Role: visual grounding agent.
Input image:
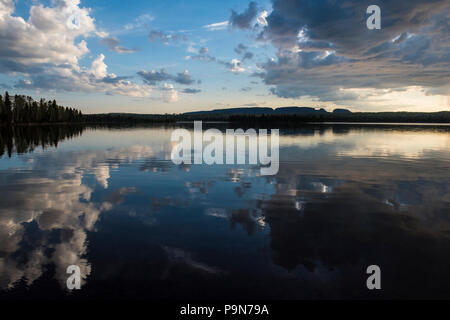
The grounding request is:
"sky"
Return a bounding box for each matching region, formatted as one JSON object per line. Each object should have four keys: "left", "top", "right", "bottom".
{"left": 0, "top": 0, "right": 449, "bottom": 114}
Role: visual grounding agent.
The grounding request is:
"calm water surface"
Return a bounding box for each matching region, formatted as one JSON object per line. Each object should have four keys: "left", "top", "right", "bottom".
{"left": 0, "top": 124, "right": 449, "bottom": 299}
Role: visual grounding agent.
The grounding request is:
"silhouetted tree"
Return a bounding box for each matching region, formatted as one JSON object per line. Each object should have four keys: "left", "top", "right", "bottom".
{"left": 0, "top": 92, "right": 83, "bottom": 124}
{"left": 0, "top": 94, "right": 4, "bottom": 121}
{"left": 4, "top": 92, "right": 12, "bottom": 124}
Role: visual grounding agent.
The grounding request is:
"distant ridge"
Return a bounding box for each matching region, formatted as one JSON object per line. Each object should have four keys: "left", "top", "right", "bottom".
{"left": 184, "top": 107, "right": 274, "bottom": 115}
{"left": 83, "top": 108, "right": 450, "bottom": 124}
{"left": 333, "top": 108, "right": 352, "bottom": 114}
{"left": 184, "top": 106, "right": 343, "bottom": 115}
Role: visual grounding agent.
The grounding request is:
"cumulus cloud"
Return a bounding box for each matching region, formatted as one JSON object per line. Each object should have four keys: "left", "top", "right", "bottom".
{"left": 254, "top": 0, "right": 450, "bottom": 103}
{"left": 226, "top": 59, "right": 245, "bottom": 73}
{"left": 15, "top": 53, "right": 153, "bottom": 98}
{"left": 0, "top": 0, "right": 152, "bottom": 97}
{"left": 161, "top": 83, "right": 178, "bottom": 103}
{"left": 137, "top": 69, "right": 196, "bottom": 85}
{"left": 90, "top": 54, "right": 108, "bottom": 78}
{"left": 100, "top": 37, "right": 138, "bottom": 53}
{"left": 137, "top": 69, "right": 171, "bottom": 85}
{"left": 174, "top": 70, "right": 196, "bottom": 85}
{"left": 0, "top": 0, "right": 93, "bottom": 72}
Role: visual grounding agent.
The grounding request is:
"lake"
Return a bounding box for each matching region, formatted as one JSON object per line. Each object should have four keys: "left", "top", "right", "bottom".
{"left": 0, "top": 124, "right": 449, "bottom": 299}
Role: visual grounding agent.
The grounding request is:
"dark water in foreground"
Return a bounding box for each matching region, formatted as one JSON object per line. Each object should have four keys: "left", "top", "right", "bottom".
{"left": 0, "top": 124, "right": 449, "bottom": 300}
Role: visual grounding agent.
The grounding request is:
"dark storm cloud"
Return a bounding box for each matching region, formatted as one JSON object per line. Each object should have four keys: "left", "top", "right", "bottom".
{"left": 99, "top": 37, "right": 138, "bottom": 54}
{"left": 137, "top": 69, "right": 195, "bottom": 85}
{"left": 254, "top": 0, "right": 450, "bottom": 101}
{"left": 229, "top": 2, "right": 259, "bottom": 30}
{"left": 260, "top": 0, "right": 448, "bottom": 53}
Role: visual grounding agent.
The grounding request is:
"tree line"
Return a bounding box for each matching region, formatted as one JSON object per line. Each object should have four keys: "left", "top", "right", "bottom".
{"left": 84, "top": 111, "right": 450, "bottom": 125}
{"left": 0, "top": 92, "right": 83, "bottom": 124}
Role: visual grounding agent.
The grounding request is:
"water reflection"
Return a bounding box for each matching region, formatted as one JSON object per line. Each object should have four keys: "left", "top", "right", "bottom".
{"left": 0, "top": 125, "right": 84, "bottom": 157}
{"left": 0, "top": 124, "right": 449, "bottom": 299}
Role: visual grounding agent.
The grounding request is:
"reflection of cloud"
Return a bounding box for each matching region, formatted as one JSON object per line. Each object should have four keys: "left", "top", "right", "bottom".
{"left": 0, "top": 144, "right": 157, "bottom": 289}
{"left": 94, "top": 165, "right": 110, "bottom": 188}
{"left": 163, "top": 247, "right": 223, "bottom": 274}
{"left": 0, "top": 168, "right": 108, "bottom": 288}
{"left": 186, "top": 180, "right": 215, "bottom": 195}
{"left": 279, "top": 127, "right": 450, "bottom": 159}
{"left": 230, "top": 208, "right": 265, "bottom": 235}
{"left": 108, "top": 187, "right": 137, "bottom": 205}
{"left": 255, "top": 128, "right": 450, "bottom": 298}
{"left": 0, "top": 249, "right": 46, "bottom": 289}
{"left": 205, "top": 208, "right": 228, "bottom": 219}
{"left": 336, "top": 131, "right": 450, "bottom": 159}
{"left": 52, "top": 229, "right": 91, "bottom": 288}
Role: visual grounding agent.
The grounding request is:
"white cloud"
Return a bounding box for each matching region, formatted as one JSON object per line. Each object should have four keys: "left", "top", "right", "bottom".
{"left": 256, "top": 10, "right": 268, "bottom": 27}
{"left": 95, "top": 31, "right": 109, "bottom": 38}
{"left": 203, "top": 20, "right": 229, "bottom": 31}
{"left": 229, "top": 59, "right": 245, "bottom": 73}
{"left": 0, "top": 0, "right": 95, "bottom": 68}
{"left": 161, "top": 83, "right": 179, "bottom": 103}
{"left": 90, "top": 54, "right": 108, "bottom": 78}
{"left": 0, "top": 0, "right": 152, "bottom": 98}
